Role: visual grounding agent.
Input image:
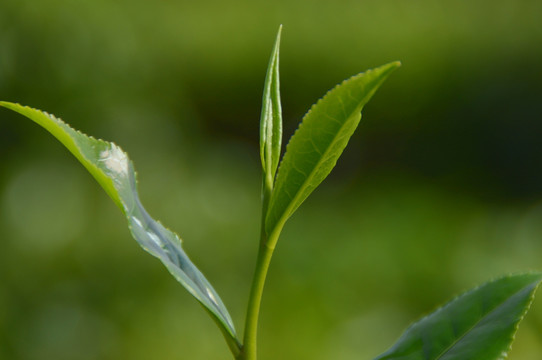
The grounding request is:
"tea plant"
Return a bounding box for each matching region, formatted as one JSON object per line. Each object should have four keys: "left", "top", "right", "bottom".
{"left": 1, "top": 27, "right": 540, "bottom": 360}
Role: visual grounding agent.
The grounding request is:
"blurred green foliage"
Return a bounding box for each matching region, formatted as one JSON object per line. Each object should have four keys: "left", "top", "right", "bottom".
{"left": 1, "top": 0, "right": 542, "bottom": 359}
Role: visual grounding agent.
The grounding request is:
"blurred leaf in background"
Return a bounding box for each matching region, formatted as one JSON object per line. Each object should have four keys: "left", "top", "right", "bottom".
{"left": 1, "top": 0, "right": 542, "bottom": 359}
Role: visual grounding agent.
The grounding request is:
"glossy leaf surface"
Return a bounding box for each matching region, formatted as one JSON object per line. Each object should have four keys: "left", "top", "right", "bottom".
{"left": 259, "top": 25, "right": 283, "bottom": 187}
{"left": 0, "top": 102, "right": 240, "bottom": 351}
{"left": 265, "top": 61, "right": 400, "bottom": 235}
{"left": 374, "top": 273, "right": 542, "bottom": 360}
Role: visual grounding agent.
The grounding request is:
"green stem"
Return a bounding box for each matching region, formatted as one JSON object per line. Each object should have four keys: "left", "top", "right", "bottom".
{"left": 238, "top": 178, "right": 281, "bottom": 360}
{"left": 240, "top": 237, "right": 275, "bottom": 360}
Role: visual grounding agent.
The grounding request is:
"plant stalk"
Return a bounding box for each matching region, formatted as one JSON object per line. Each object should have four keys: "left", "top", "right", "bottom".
{"left": 237, "top": 177, "right": 280, "bottom": 360}
{"left": 239, "top": 237, "right": 275, "bottom": 360}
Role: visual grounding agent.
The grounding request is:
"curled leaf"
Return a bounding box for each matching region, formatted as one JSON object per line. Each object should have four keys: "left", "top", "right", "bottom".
{"left": 0, "top": 101, "right": 240, "bottom": 353}
{"left": 260, "top": 25, "right": 283, "bottom": 188}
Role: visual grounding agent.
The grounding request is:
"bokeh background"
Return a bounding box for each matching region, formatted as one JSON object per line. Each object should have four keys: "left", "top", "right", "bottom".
{"left": 1, "top": 0, "right": 542, "bottom": 359}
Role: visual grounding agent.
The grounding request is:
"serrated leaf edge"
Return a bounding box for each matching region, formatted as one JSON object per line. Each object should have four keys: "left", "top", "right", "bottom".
{"left": 379, "top": 272, "right": 542, "bottom": 360}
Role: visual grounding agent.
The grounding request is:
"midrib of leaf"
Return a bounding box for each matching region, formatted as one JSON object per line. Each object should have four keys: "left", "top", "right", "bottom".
{"left": 435, "top": 280, "right": 540, "bottom": 359}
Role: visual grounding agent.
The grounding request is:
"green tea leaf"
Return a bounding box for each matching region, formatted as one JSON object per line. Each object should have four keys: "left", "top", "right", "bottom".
{"left": 0, "top": 102, "right": 240, "bottom": 353}
{"left": 265, "top": 61, "right": 400, "bottom": 236}
{"left": 374, "top": 273, "right": 542, "bottom": 360}
{"left": 260, "top": 25, "right": 283, "bottom": 188}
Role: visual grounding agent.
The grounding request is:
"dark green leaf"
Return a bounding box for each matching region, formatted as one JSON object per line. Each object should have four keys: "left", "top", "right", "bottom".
{"left": 265, "top": 62, "right": 400, "bottom": 236}
{"left": 374, "top": 273, "right": 542, "bottom": 360}
{"left": 0, "top": 102, "right": 240, "bottom": 353}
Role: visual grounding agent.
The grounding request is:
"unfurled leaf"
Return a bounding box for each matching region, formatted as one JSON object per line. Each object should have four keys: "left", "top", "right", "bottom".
{"left": 259, "top": 25, "right": 283, "bottom": 188}
{"left": 0, "top": 101, "right": 240, "bottom": 353}
{"left": 374, "top": 273, "right": 542, "bottom": 360}
{"left": 265, "top": 61, "right": 400, "bottom": 236}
